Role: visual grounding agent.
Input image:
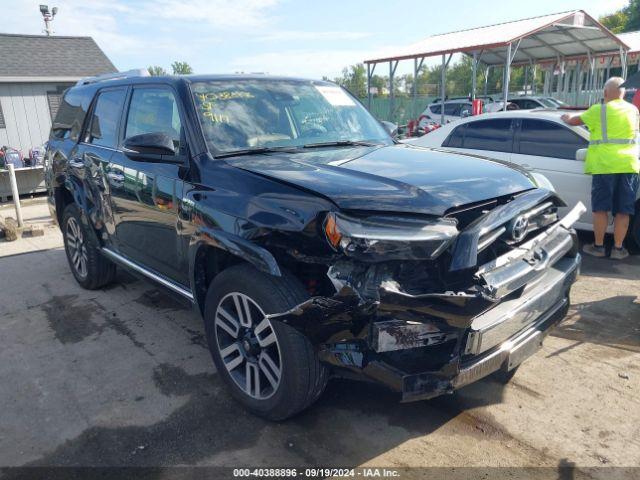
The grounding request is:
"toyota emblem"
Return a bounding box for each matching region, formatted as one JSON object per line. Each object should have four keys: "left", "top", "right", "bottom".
{"left": 510, "top": 215, "right": 529, "bottom": 242}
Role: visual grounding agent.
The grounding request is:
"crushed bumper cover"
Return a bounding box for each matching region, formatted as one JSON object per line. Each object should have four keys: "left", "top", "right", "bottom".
{"left": 270, "top": 203, "right": 584, "bottom": 402}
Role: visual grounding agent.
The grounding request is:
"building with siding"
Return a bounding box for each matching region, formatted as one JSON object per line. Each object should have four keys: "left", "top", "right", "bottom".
{"left": 0, "top": 33, "right": 116, "bottom": 153}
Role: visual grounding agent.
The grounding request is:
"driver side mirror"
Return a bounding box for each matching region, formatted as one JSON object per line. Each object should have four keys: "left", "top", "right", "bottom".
{"left": 575, "top": 148, "right": 587, "bottom": 162}
{"left": 380, "top": 120, "right": 398, "bottom": 138}
{"left": 123, "top": 132, "right": 178, "bottom": 161}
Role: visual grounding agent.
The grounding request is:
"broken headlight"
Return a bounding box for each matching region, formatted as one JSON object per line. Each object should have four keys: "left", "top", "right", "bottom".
{"left": 323, "top": 212, "right": 458, "bottom": 261}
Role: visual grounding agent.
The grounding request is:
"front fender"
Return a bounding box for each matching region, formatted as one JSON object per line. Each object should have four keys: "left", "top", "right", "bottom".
{"left": 188, "top": 227, "right": 282, "bottom": 279}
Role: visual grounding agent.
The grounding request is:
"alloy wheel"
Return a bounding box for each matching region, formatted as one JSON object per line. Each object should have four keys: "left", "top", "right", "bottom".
{"left": 66, "top": 217, "right": 88, "bottom": 278}
{"left": 214, "top": 292, "right": 282, "bottom": 400}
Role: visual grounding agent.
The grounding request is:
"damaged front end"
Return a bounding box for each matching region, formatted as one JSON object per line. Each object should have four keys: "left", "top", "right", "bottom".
{"left": 269, "top": 189, "right": 585, "bottom": 402}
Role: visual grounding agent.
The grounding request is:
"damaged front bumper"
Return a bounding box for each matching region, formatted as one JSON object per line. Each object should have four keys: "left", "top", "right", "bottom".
{"left": 270, "top": 202, "right": 585, "bottom": 402}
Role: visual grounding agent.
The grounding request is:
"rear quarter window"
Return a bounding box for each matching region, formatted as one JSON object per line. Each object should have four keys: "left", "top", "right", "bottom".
{"left": 443, "top": 124, "right": 465, "bottom": 147}
{"left": 51, "top": 87, "right": 94, "bottom": 141}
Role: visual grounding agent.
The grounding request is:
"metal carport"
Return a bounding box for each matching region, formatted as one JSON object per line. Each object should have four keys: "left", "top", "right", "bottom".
{"left": 364, "top": 10, "right": 630, "bottom": 124}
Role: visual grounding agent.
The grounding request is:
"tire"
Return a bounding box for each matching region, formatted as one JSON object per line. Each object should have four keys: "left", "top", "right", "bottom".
{"left": 203, "top": 264, "right": 328, "bottom": 420}
{"left": 62, "top": 203, "right": 116, "bottom": 290}
{"left": 627, "top": 204, "right": 640, "bottom": 253}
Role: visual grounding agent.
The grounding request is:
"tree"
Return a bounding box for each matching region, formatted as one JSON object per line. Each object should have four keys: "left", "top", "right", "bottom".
{"left": 600, "top": 11, "right": 629, "bottom": 33}
{"left": 171, "top": 61, "right": 193, "bottom": 75}
{"left": 148, "top": 65, "right": 167, "bottom": 76}
{"left": 334, "top": 63, "right": 367, "bottom": 98}
{"left": 599, "top": 0, "right": 638, "bottom": 33}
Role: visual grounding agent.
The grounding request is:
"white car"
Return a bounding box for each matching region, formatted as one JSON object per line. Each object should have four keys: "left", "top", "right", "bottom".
{"left": 404, "top": 110, "right": 640, "bottom": 245}
{"left": 418, "top": 99, "right": 473, "bottom": 126}
{"left": 508, "top": 96, "right": 565, "bottom": 109}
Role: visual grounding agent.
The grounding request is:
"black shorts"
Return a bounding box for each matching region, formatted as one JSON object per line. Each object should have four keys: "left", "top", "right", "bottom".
{"left": 591, "top": 173, "right": 639, "bottom": 215}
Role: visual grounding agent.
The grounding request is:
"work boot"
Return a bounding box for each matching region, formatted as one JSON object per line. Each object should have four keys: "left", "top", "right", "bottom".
{"left": 610, "top": 246, "right": 629, "bottom": 260}
{"left": 583, "top": 243, "right": 606, "bottom": 257}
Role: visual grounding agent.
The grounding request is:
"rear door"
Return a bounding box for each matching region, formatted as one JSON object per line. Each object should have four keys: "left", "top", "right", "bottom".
{"left": 510, "top": 118, "right": 590, "bottom": 225}
{"left": 75, "top": 87, "right": 128, "bottom": 247}
{"left": 108, "top": 84, "right": 188, "bottom": 285}
{"left": 450, "top": 117, "right": 516, "bottom": 162}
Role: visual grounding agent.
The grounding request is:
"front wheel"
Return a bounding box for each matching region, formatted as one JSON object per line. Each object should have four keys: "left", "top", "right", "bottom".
{"left": 203, "top": 264, "right": 328, "bottom": 420}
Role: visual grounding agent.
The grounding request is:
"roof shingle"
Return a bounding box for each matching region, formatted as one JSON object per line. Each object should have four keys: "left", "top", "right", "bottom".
{"left": 0, "top": 33, "right": 117, "bottom": 78}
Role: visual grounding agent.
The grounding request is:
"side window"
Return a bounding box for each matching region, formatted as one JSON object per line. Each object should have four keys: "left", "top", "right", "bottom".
{"left": 443, "top": 124, "right": 465, "bottom": 147}
{"left": 444, "top": 103, "right": 460, "bottom": 116}
{"left": 88, "top": 89, "right": 126, "bottom": 148}
{"left": 51, "top": 88, "right": 93, "bottom": 141}
{"left": 429, "top": 104, "right": 442, "bottom": 115}
{"left": 125, "top": 88, "right": 182, "bottom": 147}
{"left": 459, "top": 104, "right": 472, "bottom": 117}
{"left": 519, "top": 119, "right": 588, "bottom": 160}
{"left": 461, "top": 119, "right": 514, "bottom": 153}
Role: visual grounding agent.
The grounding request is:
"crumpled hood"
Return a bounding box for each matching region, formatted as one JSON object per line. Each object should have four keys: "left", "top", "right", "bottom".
{"left": 225, "top": 143, "right": 536, "bottom": 216}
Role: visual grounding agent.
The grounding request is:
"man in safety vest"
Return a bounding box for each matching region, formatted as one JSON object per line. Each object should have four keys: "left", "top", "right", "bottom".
{"left": 562, "top": 77, "right": 640, "bottom": 260}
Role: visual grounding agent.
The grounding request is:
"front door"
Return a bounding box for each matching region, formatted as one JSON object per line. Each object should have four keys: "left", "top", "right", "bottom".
{"left": 108, "top": 85, "right": 188, "bottom": 285}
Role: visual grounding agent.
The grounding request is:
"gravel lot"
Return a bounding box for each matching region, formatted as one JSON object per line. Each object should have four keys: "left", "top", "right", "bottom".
{"left": 1, "top": 198, "right": 639, "bottom": 478}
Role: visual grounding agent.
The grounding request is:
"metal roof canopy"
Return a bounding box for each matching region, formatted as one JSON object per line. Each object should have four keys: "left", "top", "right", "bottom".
{"left": 618, "top": 31, "right": 640, "bottom": 54}
{"left": 363, "top": 10, "right": 630, "bottom": 124}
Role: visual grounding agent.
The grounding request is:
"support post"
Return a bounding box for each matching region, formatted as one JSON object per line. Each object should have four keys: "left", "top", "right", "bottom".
{"left": 532, "top": 64, "right": 537, "bottom": 95}
{"left": 471, "top": 51, "right": 477, "bottom": 101}
{"left": 573, "top": 62, "right": 581, "bottom": 105}
{"left": 483, "top": 66, "right": 490, "bottom": 97}
{"left": 441, "top": 54, "right": 446, "bottom": 124}
{"left": 412, "top": 57, "right": 424, "bottom": 121}
{"left": 389, "top": 61, "right": 394, "bottom": 122}
{"left": 503, "top": 42, "right": 512, "bottom": 111}
{"left": 413, "top": 58, "right": 418, "bottom": 119}
{"left": 367, "top": 63, "right": 372, "bottom": 110}
{"left": 7, "top": 164, "right": 24, "bottom": 228}
{"left": 621, "top": 47, "right": 628, "bottom": 79}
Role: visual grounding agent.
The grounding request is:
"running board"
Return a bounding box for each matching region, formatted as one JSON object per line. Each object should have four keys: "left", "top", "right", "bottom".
{"left": 101, "top": 248, "right": 194, "bottom": 301}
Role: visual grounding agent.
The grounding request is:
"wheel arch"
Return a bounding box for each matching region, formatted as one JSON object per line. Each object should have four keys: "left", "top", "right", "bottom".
{"left": 189, "top": 230, "right": 283, "bottom": 315}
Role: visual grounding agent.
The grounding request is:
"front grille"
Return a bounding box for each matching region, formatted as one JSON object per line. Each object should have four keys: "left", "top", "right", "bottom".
{"left": 478, "top": 201, "right": 559, "bottom": 255}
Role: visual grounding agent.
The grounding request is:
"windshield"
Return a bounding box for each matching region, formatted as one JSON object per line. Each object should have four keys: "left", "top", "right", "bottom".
{"left": 544, "top": 97, "right": 566, "bottom": 107}
{"left": 536, "top": 98, "right": 557, "bottom": 108}
{"left": 191, "top": 79, "right": 392, "bottom": 155}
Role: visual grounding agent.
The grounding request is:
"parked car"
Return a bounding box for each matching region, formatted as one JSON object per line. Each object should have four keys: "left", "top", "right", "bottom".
{"left": 624, "top": 88, "right": 639, "bottom": 109}
{"left": 404, "top": 109, "right": 640, "bottom": 246}
{"left": 46, "top": 72, "right": 583, "bottom": 420}
{"left": 508, "top": 96, "right": 563, "bottom": 109}
{"left": 418, "top": 99, "right": 472, "bottom": 126}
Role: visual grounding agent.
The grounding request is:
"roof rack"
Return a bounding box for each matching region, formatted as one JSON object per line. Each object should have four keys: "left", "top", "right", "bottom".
{"left": 76, "top": 68, "right": 150, "bottom": 86}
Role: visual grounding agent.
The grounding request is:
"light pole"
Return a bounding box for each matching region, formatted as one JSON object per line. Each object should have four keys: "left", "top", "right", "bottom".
{"left": 39, "top": 5, "right": 58, "bottom": 36}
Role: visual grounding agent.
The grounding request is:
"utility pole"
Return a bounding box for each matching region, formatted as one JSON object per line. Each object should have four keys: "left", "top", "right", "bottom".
{"left": 39, "top": 5, "right": 58, "bottom": 36}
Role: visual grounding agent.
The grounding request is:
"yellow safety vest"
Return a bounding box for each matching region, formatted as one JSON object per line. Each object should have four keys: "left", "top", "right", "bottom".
{"left": 580, "top": 99, "right": 640, "bottom": 174}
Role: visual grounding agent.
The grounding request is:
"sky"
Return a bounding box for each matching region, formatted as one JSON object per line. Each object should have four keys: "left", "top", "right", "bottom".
{"left": 3, "top": 0, "right": 630, "bottom": 79}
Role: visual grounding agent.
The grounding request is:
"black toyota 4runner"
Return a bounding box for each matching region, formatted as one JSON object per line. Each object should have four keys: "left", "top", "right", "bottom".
{"left": 46, "top": 72, "right": 583, "bottom": 420}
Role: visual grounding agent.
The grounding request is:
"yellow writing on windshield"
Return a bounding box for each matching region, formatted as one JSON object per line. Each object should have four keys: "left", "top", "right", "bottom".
{"left": 203, "top": 111, "right": 230, "bottom": 123}
{"left": 195, "top": 91, "right": 254, "bottom": 103}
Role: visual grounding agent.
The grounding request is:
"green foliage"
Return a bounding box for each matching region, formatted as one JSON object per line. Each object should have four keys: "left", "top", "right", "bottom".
{"left": 600, "top": 11, "right": 629, "bottom": 33}
{"left": 147, "top": 65, "right": 167, "bottom": 76}
{"left": 171, "top": 61, "right": 194, "bottom": 75}
{"left": 599, "top": 0, "right": 638, "bottom": 33}
{"left": 334, "top": 63, "right": 367, "bottom": 97}
{"left": 627, "top": 0, "right": 640, "bottom": 31}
